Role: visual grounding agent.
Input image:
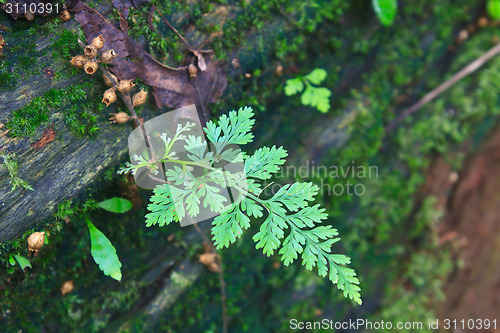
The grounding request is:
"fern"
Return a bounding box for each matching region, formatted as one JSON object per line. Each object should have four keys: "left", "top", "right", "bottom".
{"left": 284, "top": 68, "right": 332, "bottom": 113}
{"left": 131, "top": 106, "right": 361, "bottom": 304}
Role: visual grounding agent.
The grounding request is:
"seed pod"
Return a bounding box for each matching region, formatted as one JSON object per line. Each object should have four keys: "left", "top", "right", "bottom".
{"left": 448, "top": 172, "right": 459, "bottom": 183}
{"left": 109, "top": 112, "right": 131, "bottom": 124}
{"left": 478, "top": 17, "right": 489, "bottom": 28}
{"left": 132, "top": 89, "right": 148, "bottom": 107}
{"left": 25, "top": 10, "right": 34, "bottom": 21}
{"left": 198, "top": 253, "right": 221, "bottom": 273}
{"left": 274, "top": 64, "right": 283, "bottom": 77}
{"left": 61, "top": 280, "right": 74, "bottom": 296}
{"left": 102, "top": 87, "right": 117, "bottom": 106}
{"left": 103, "top": 72, "right": 118, "bottom": 87}
{"left": 70, "top": 55, "right": 87, "bottom": 68}
{"left": 91, "top": 35, "right": 105, "bottom": 50}
{"left": 456, "top": 29, "right": 469, "bottom": 44}
{"left": 84, "top": 45, "right": 98, "bottom": 59}
{"left": 0, "top": 34, "right": 5, "bottom": 55}
{"left": 83, "top": 61, "right": 98, "bottom": 75}
{"left": 188, "top": 64, "right": 198, "bottom": 80}
{"left": 60, "top": 10, "right": 71, "bottom": 21}
{"left": 100, "top": 49, "right": 117, "bottom": 64}
{"left": 27, "top": 231, "right": 45, "bottom": 254}
{"left": 116, "top": 79, "right": 135, "bottom": 93}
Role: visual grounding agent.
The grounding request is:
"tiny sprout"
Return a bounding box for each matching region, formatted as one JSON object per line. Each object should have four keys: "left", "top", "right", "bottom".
{"left": 109, "top": 112, "right": 131, "bottom": 124}
{"left": 60, "top": 10, "right": 71, "bottom": 22}
{"left": 102, "top": 87, "right": 117, "bottom": 106}
{"left": 27, "top": 231, "right": 45, "bottom": 255}
{"left": 91, "top": 35, "right": 105, "bottom": 50}
{"left": 100, "top": 49, "right": 117, "bottom": 64}
{"left": 84, "top": 45, "right": 98, "bottom": 58}
{"left": 188, "top": 64, "right": 198, "bottom": 80}
{"left": 103, "top": 72, "right": 118, "bottom": 87}
{"left": 132, "top": 89, "right": 148, "bottom": 107}
{"left": 70, "top": 55, "right": 87, "bottom": 68}
{"left": 116, "top": 79, "right": 135, "bottom": 93}
{"left": 83, "top": 61, "right": 98, "bottom": 75}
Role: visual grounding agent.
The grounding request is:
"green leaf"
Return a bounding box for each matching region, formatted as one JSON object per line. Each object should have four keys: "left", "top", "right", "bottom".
{"left": 279, "top": 228, "right": 305, "bottom": 266}
{"left": 372, "top": 0, "right": 397, "bottom": 26}
{"left": 12, "top": 254, "right": 31, "bottom": 270}
{"left": 253, "top": 211, "right": 287, "bottom": 256}
{"left": 244, "top": 146, "right": 288, "bottom": 180}
{"left": 269, "top": 183, "right": 319, "bottom": 212}
{"left": 253, "top": 183, "right": 361, "bottom": 304}
{"left": 145, "top": 184, "right": 179, "bottom": 227}
{"left": 185, "top": 135, "right": 210, "bottom": 163}
{"left": 305, "top": 68, "right": 327, "bottom": 85}
{"left": 205, "top": 106, "right": 255, "bottom": 150}
{"left": 212, "top": 205, "right": 251, "bottom": 248}
{"left": 200, "top": 182, "right": 227, "bottom": 213}
{"left": 284, "top": 77, "right": 304, "bottom": 96}
{"left": 97, "top": 198, "right": 132, "bottom": 214}
{"left": 9, "top": 255, "right": 16, "bottom": 266}
{"left": 86, "top": 219, "right": 122, "bottom": 281}
{"left": 240, "top": 198, "right": 264, "bottom": 218}
{"left": 488, "top": 0, "right": 500, "bottom": 20}
{"left": 301, "top": 86, "right": 331, "bottom": 113}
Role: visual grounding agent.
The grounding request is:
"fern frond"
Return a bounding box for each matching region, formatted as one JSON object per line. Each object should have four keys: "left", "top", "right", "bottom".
{"left": 212, "top": 205, "right": 250, "bottom": 248}
{"left": 205, "top": 106, "right": 255, "bottom": 151}
{"left": 143, "top": 106, "right": 362, "bottom": 305}
{"left": 244, "top": 146, "right": 288, "bottom": 180}
{"left": 145, "top": 184, "right": 179, "bottom": 227}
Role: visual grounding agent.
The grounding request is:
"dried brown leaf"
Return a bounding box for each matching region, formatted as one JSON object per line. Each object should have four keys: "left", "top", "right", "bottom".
{"left": 112, "top": 0, "right": 149, "bottom": 19}
{"left": 73, "top": 3, "right": 226, "bottom": 114}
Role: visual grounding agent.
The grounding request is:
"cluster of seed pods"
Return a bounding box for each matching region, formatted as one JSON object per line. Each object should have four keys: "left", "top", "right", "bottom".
{"left": 69, "top": 35, "right": 148, "bottom": 124}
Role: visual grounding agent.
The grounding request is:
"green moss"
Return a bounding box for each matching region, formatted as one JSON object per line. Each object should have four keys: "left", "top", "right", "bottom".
{"left": 51, "top": 28, "right": 83, "bottom": 60}
{"left": 0, "top": 153, "right": 34, "bottom": 192}
{"left": 126, "top": 1, "right": 189, "bottom": 66}
{"left": 0, "top": 60, "right": 18, "bottom": 90}
{"left": 6, "top": 83, "right": 102, "bottom": 138}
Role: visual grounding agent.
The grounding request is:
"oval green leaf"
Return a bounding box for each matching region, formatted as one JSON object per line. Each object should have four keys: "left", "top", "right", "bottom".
{"left": 372, "top": 0, "right": 398, "bottom": 26}
{"left": 86, "top": 220, "right": 122, "bottom": 281}
{"left": 488, "top": 0, "right": 500, "bottom": 20}
{"left": 97, "top": 197, "right": 132, "bottom": 214}
{"left": 12, "top": 254, "right": 31, "bottom": 270}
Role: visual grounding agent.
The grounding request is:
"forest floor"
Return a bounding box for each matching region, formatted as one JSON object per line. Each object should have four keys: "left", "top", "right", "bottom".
{"left": 422, "top": 126, "right": 500, "bottom": 325}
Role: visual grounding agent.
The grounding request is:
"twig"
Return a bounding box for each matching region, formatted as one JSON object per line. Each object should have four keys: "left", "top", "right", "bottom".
{"left": 192, "top": 80, "right": 209, "bottom": 126}
{"left": 193, "top": 223, "right": 228, "bottom": 333}
{"left": 155, "top": 7, "right": 191, "bottom": 49}
{"left": 386, "top": 42, "right": 500, "bottom": 133}
{"left": 217, "top": 253, "right": 228, "bottom": 333}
